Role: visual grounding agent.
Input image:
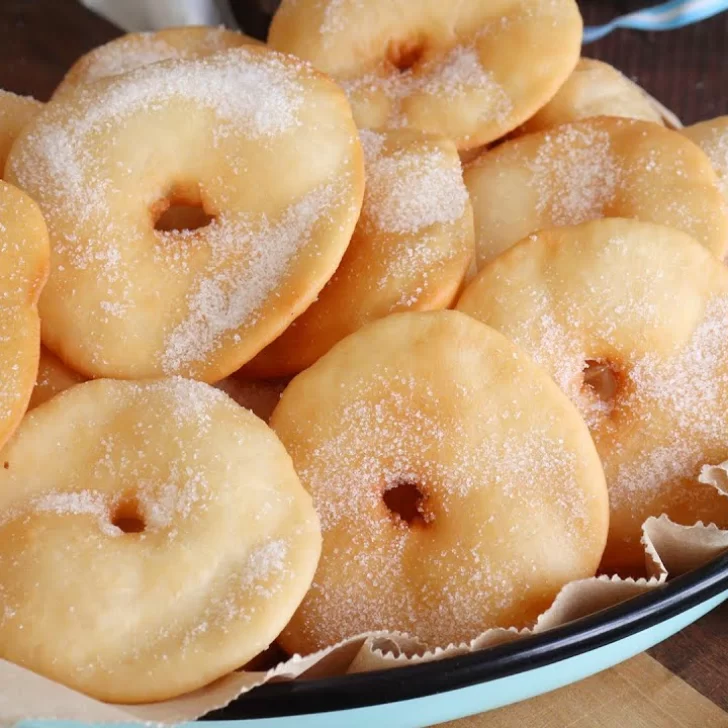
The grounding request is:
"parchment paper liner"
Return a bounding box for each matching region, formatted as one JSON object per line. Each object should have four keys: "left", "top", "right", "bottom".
{"left": 2, "top": 460, "right": 728, "bottom": 726}
{"left": 637, "top": 85, "right": 683, "bottom": 129}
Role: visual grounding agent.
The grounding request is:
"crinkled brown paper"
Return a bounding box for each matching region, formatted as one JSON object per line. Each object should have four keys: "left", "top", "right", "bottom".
{"left": 2, "top": 458, "right": 728, "bottom": 726}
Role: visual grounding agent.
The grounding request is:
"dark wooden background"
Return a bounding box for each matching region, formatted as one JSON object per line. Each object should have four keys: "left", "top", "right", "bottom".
{"left": 0, "top": 0, "right": 727, "bottom": 712}
{"left": 0, "top": 0, "right": 726, "bottom": 124}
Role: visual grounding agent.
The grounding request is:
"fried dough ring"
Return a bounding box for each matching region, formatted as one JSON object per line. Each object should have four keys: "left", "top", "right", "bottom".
{"left": 0, "top": 377, "right": 321, "bottom": 703}
{"left": 519, "top": 58, "right": 665, "bottom": 134}
{"left": 464, "top": 117, "right": 728, "bottom": 268}
{"left": 272, "top": 311, "right": 608, "bottom": 652}
{"left": 458, "top": 218, "right": 728, "bottom": 574}
{"left": 268, "top": 0, "right": 583, "bottom": 149}
{"left": 7, "top": 48, "right": 364, "bottom": 382}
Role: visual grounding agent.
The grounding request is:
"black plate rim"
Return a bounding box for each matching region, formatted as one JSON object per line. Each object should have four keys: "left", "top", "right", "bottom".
{"left": 205, "top": 549, "right": 728, "bottom": 720}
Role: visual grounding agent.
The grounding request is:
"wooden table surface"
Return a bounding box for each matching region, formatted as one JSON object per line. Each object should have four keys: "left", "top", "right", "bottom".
{"left": 1, "top": 0, "right": 727, "bottom": 724}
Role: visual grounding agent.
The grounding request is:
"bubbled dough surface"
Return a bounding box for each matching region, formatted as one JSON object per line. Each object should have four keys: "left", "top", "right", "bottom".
{"left": 464, "top": 117, "right": 728, "bottom": 268}
{"left": 0, "top": 181, "right": 49, "bottom": 446}
{"left": 28, "top": 346, "right": 86, "bottom": 410}
{"left": 272, "top": 311, "right": 608, "bottom": 654}
{"left": 246, "top": 128, "right": 474, "bottom": 377}
{"left": 53, "top": 26, "right": 262, "bottom": 99}
{"left": 681, "top": 116, "right": 728, "bottom": 204}
{"left": 520, "top": 58, "right": 665, "bottom": 134}
{"left": 457, "top": 218, "right": 728, "bottom": 574}
{"left": 268, "top": 0, "right": 583, "bottom": 149}
{"left": 7, "top": 47, "right": 365, "bottom": 382}
{"left": 0, "top": 378, "right": 321, "bottom": 703}
{"left": 0, "top": 90, "right": 42, "bottom": 177}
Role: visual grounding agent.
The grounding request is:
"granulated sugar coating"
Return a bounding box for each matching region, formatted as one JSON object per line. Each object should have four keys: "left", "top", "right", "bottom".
{"left": 244, "top": 128, "right": 474, "bottom": 378}
{"left": 465, "top": 116, "right": 728, "bottom": 269}
{"left": 340, "top": 45, "right": 514, "bottom": 135}
{"left": 681, "top": 116, "right": 728, "bottom": 204}
{"left": 77, "top": 34, "right": 185, "bottom": 80}
{"left": 362, "top": 131, "right": 469, "bottom": 235}
{"left": 458, "top": 218, "right": 728, "bottom": 575}
{"left": 319, "top": 0, "right": 365, "bottom": 37}
{"left": 0, "top": 377, "right": 321, "bottom": 703}
{"left": 0, "top": 182, "right": 49, "bottom": 451}
{"left": 272, "top": 311, "right": 608, "bottom": 653}
{"left": 269, "top": 0, "right": 582, "bottom": 149}
{"left": 53, "top": 26, "right": 261, "bottom": 97}
{"left": 160, "top": 182, "right": 342, "bottom": 374}
{"left": 528, "top": 125, "right": 620, "bottom": 226}
{"left": 6, "top": 47, "right": 365, "bottom": 382}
